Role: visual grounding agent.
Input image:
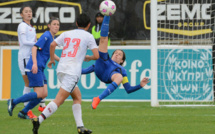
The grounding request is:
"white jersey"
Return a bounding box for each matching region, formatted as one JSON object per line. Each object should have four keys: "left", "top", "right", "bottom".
{"left": 17, "top": 22, "right": 36, "bottom": 59}
{"left": 55, "top": 29, "right": 98, "bottom": 78}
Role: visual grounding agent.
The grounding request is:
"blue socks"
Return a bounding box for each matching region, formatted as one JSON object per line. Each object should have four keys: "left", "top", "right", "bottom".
{"left": 22, "top": 98, "right": 42, "bottom": 114}
{"left": 13, "top": 92, "right": 37, "bottom": 105}
{"left": 100, "top": 16, "right": 110, "bottom": 37}
{"left": 99, "top": 82, "right": 118, "bottom": 100}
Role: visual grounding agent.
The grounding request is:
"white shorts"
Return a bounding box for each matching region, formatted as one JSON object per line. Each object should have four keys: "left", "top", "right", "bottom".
{"left": 18, "top": 57, "right": 29, "bottom": 75}
{"left": 57, "top": 72, "right": 79, "bottom": 93}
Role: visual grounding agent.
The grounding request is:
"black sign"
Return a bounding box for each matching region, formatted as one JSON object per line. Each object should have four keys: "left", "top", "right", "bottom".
{"left": 0, "top": 0, "right": 214, "bottom": 41}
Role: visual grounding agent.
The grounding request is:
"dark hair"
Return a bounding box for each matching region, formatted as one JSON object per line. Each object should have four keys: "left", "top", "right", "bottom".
{"left": 20, "top": 6, "right": 32, "bottom": 14}
{"left": 47, "top": 17, "right": 59, "bottom": 30}
{"left": 48, "top": 17, "right": 59, "bottom": 24}
{"left": 111, "top": 49, "right": 126, "bottom": 65}
{"left": 76, "top": 13, "right": 91, "bottom": 28}
{"left": 95, "top": 12, "right": 104, "bottom": 18}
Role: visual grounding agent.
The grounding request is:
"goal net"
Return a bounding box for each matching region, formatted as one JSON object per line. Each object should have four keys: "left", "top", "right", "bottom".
{"left": 151, "top": 0, "right": 215, "bottom": 106}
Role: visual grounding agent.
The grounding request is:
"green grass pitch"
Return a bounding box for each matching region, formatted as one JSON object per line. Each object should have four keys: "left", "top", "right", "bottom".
{"left": 1, "top": 101, "right": 215, "bottom": 134}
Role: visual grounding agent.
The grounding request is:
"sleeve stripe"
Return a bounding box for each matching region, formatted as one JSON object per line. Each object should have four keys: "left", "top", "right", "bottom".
{"left": 34, "top": 45, "right": 42, "bottom": 50}
{"left": 122, "top": 77, "right": 128, "bottom": 84}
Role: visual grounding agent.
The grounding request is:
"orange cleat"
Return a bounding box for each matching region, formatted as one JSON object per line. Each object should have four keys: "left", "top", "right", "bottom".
{"left": 38, "top": 106, "right": 46, "bottom": 112}
{"left": 91, "top": 97, "right": 101, "bottom": 109}
{"left": 27, "top": 110, "right": 37, "bottom": 119}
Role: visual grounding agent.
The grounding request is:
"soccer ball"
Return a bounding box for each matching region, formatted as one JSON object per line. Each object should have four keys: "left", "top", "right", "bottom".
{"left": 99, "top": 0, "right": 116, "bottom": 16}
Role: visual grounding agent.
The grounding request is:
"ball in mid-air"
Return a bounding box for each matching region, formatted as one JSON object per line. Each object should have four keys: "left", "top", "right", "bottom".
{"left": 99, "top": 0, "right": 116, "bottom": 16}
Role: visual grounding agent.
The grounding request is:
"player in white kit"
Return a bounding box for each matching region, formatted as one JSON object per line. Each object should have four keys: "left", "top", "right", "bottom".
{"left": 17, "top": 6, "right": 37, "bottom": 118}
{"left": 32, "top": 14, "right": 99, "bottom": 134}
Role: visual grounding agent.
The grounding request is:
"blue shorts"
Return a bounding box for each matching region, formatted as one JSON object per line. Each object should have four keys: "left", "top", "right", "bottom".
{"left": 95, "top": 51, "right": 121, "bottom": 83}
{"left": 27, "top": 70, "right": 47, "bottom": 87}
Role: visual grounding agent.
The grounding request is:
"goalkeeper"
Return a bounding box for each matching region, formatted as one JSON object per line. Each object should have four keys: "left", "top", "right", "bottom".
{"left": 82, "top": 16, "right": 149, "bottom": 109}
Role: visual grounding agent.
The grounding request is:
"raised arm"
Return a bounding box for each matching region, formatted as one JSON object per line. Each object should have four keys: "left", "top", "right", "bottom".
{"left": 123, "top": 77, "right": 149, "bottom": 94}
{"left": 84, "top": 48, "right": 99, "bottom": 62}
{"left": 82, "top": 65, "right": 95, "bottom": 74}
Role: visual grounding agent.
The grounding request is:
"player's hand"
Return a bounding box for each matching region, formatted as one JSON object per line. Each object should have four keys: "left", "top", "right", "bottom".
{"left": 140, "top": 77, "right": 150, "bottom": 87}
{"left": 48, "top": 60, "right": 55, "bottom": 68}
{"left": 84, "top": 55, "right": 91, "bottom": 62}
{"left": 32, "top": 64, "right": 38, "bottom": 74}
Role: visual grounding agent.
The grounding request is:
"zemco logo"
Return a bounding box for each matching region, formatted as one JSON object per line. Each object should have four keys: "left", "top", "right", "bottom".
{"left": 0, "top": 0, "right": 82, "bottom": 38}
{"left": 143, "top": 0, "right": 212, "bottom": 36}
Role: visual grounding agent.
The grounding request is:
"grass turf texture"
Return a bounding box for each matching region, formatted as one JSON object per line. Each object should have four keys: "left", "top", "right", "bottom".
{"left": 1, "top": 101, "right": 215, "bottom": 134}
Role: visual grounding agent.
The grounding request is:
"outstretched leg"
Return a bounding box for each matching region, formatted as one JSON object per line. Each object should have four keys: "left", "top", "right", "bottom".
{"left": 22, "top": 63, "right": 31, "bottom": 107}
{"left": 92, "top": 73, "right": 123, "bottom": 109}
{"left": 98, "top": 16, "right": 110, "bottom": 53}
{"left": 71, "top": 87, "right": 92, "bottom": 134}
{"left": 7, "top": 92, "right": 38, "bottom": 116}
{"left": 32, "top": 87, "right": 70, "bottom": 134}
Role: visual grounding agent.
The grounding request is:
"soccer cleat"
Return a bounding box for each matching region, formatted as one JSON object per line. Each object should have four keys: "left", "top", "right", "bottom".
{"left": 27, "top": 110, "right": 37, "bottom": 119}
{"left": 91, "top": 97, "right": 101, "bottom": 109}
{"left": 7, "top": 99, "right": 15, "bottom": 116}
{"left": 38, "top": 106, "right": 46, "bottom": 112}
{"left": 77, "top": 126, "right": 92, "bottom": 134}
{"left": 18, "top": 111, "right": 30, "bottom": 119}
{"left": 32, "top": 118, "right": 40, "bottom": 134}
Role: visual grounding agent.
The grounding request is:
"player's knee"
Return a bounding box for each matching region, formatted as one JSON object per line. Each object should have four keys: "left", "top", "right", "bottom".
{"left": 119, "top": 78, "right": 123, "bottom": 83}
{"left": 40, "top": 92, "right": 47, "bottom": 99}
{"left": 24, "top": 82, "right": 29, "bottom": 87}
{"left": 71, "top": 87, "right": 82, "bottom": 104}
{"left": 73, "top": 96, "right": 82, "bottom": 104}
{"left": 42, "top": 93, "right": 47, "bottom": 99}
{"left": 36, "top": 90, "right": 47, "bottom": 99}
{"left": 112, "top": 73, "right": 123, "bottom": 84}
{"left": 117, "top": 74, "right": 123, "bottom": 82}
{"left": 73, "top": 99, "right": 81, "bottom": 104}
{"left": 72, "top": 93, "right": 81, "bottom": 104}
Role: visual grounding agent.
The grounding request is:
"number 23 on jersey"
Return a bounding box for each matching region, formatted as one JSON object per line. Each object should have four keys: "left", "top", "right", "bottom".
{"left": 61, "top": 38, "right": 80, "bottom": 57}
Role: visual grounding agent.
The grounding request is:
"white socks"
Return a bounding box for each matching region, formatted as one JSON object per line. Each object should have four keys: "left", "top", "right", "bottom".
{"left": 23, "top": 86, "right": 31, "bottom": 106}
{"left": 72, "top": 104, "right": 84, "bottom": 127}
{"left": 38, "top": 102, "right": 83, "bottom": 127}
{"left": 40, "top": 98, "right": 46, "bottom": 107}
{"left": 39, "top": 101, "right": 58, "bottom": 124}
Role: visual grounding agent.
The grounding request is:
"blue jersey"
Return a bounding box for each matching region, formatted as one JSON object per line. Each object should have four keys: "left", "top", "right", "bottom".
{"left": 95, "top": 53, "right": 127, "bottom": 83}
{"left": 26, "top": 31, "right": 54, "bottom": 70}
{"left": 82, "top": 51, "right": 142, "bottom": 93}
{"left": 83, "top": 51, "right": 127, "bottom": 83}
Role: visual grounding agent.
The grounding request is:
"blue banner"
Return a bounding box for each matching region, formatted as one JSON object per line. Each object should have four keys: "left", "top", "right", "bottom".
{"left": 10, "top": 47, "right": 151, "bottom": 100}
{"left": 7, "top": 47, "right": 213, "bottom": 101}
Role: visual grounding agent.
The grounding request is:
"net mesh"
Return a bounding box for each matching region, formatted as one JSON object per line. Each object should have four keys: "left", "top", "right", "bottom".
{"left": 157, "top": 0, "right": 215, "bottom": 106}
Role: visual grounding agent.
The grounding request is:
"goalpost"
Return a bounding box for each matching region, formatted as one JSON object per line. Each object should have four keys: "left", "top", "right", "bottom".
{"left": 151, "top": 0, "right": 215, "bottom": 106}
